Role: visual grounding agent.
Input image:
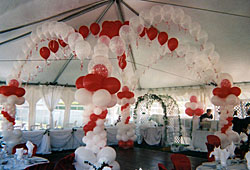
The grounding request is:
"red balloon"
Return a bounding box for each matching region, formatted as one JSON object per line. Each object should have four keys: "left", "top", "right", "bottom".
{"left": 118, "top": 53, "right": 126, "bottom": 61}
{"left": 213, "top": 88, "right": 220, "bottom": 96}
{"left": 118, "top": 140, "right": 125, "bottom": 147}
{"left": 190, "top": 95, "right": 197, "bottom": 103}
{"left": 122, "top": 86, "right": 129, "bottom": 92}
{"left": 127, "top": 140, "right": 134, "bottom": 147}
{"left": 185, "top": 108, "right": 193, "bottom": 116}
{"left": 82, "top": 74, "right": 104, "bottom": 92}
{"left": 16, "top": 88, "right": 25, "bottom": 97}
{"left": 221, "top": 79, "right": 231, "bottom": 88}
{"left": 194, "top": 108, "right": 203, "bottom": 116}
{"left": 79, "top": 25, "right": 89, "bottom": 39}
{"left": 58, "top": 39, "right": 67, "bottom": 47}
{"left": 75, "top": 76, "right": 85, "bottom": 89}
{"left": 219, "top": 87, "right": 231, "bottom": 98}
{"left": 39, "top": 47, "right": 50, "bottom": 60}
{"left": 119, "top": 59, "right": 127, "bottom": 70}
{"left": 123, "top": 21, "right": 129, "bottom": 25}
{"left": 114, "top": 20, "right": 122, "bottom": 36}
{"left": 99, "top": 110, "right": 108, "bottom": 119}
{"left": 158, "top": 32, "right": 168, "bottom": 45}
{"left": 90, "top": 114, "right": 98, "bottom": 121}
{"left": 92, "top": 64, "right": 109, "bottom": 78}
{"left": 139, "top": 27, "right": 146, "bottom": 37}
{"left": 102, "top": 77, "right": 121, "bottom": 94}
{"left": 8, "top": 79, "right": 19, "bottom": 87}
{"left": 146, "top": 27, "right": 158, "bottom": 40}
{"left": 168, "top": 38, "right": 178, "bottom": 51}
{"left": 48, "top": 40, "right": 59, "bottom": 53}
{"left": 90, "top": 23, "right": 100, "bottom": 35}
{"left": 231, "top": 87, "right": 241, "bottom": 96}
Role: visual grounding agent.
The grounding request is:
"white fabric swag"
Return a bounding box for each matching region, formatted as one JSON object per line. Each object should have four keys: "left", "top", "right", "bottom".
{"left": 41, "top": 85, "right": 64, "bottom": 129}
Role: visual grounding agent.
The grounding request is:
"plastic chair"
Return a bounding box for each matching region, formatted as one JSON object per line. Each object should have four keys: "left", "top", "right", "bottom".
{"left": 206, "top": 135, "right": 221, "bottom": 162}
{"left": 12, "top": 143, "right": 37, "bottom": 156}
{"left": 158, "top": 163, "right": 168, "bottom": 170}
{"left": 24, "top": 162, "right": 55, "bottom": 170}
{"left": 54, "top": 153, "right": 76, "bottom": 170}
{"left": 170, "top": 154, "right": 191, "bottom": 170}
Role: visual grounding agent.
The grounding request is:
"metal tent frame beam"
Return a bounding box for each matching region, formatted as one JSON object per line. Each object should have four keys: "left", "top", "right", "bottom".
{"left": 52, "top": 0, "right": 115, "bottom": 83}
{"left": 0, "top": 0, "right": 110, "bottom": 46}
{"left": 116, "top": 0, "right": 141, "bottom": 89}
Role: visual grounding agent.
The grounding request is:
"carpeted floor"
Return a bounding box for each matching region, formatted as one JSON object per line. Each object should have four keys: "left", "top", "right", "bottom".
{"left": 37, "top": 145, "right": 207, "bottom": 170}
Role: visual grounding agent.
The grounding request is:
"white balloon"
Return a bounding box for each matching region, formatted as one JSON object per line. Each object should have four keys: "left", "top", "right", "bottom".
{"left": 110, "top": 161, "right": 120, "bottom": 170}
{"left": 67, "top": 32, "right": 83, "bottom": 51}
{"left": 75, "top": 88, "right": 93, "bottom": 105}
{"left": 7, "top": 95, "right": 18, "bottom": 105}
{"left": 150, "top": 5, "right": 162, "bottom": 24}
{"left": 98, "top": 35, "right": 111, "bottom": 47}
{"left": 93, "top": 43, "right": 109, "bottom": 57}
{"left": 75, "top": 40, "right": 91, "bottom": 60}
{"left": 129, "top": 16, "right": 144, "bottom": 35}
{"left": 139, "top": 10, "right": 153, "bottom": 27}
{"left": 110, "top": 36, "right": 125, "bottom": 56}
{"left": 97, "top": 147, "right": 116, "bottom": 164}
{"left": 75, "top": 147, "right": 97, "bottom": 168}
{"left": 107, "top": 95, "right": 117, "bottom": 108}
{"left": 94, "top": 107, "right": 102, "bottom": 115}
{"left": 96, "top": 119, "right": 105, "bottom": 126}
{"left": 92, "top": 89, "right": 111, "bottom": 107}
{"left": 172, "top": 8, "right": 185, "bottom": 24}
{"left": 0, "top": 94, "right": 7, "bottom": 103}
{"left": 189, "top": 21, "right": 201, "bottom": 38}
{"left": 16, "top": 97, "right": 25, "bottom": 105}
{"left": 162, "top": 5, "right": 174, "bottom": 22}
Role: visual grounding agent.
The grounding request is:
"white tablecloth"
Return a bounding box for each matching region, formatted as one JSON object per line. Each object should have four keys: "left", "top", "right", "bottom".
{"left": 196, "top": 162, "right": 247, "bottom": 170}
{"left": 21, "top": 126, "right": 167, "bottom": 154}
{"left": 0, "top": 156, "right": 49, "bottom": 170}
{"left": 192, "top": 130, "right": 215, "bottom": 151}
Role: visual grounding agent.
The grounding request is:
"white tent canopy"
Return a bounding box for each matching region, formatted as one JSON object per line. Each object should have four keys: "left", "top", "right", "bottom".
{"left": 0, "top": 0, "right": 250, "bottom": 89}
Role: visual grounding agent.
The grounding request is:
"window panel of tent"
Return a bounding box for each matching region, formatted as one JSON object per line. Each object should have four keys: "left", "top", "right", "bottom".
{"left": 35, "top": 98, "right": 50, "bottom": 129}
{"left": 69, "top": 101, "right": 84, "bottom": 127}
{"left": 16, "top": 101, "right": 29, "bottom": 130}
{"left": 54, "top": 99, "right": 65, "bottom": 128}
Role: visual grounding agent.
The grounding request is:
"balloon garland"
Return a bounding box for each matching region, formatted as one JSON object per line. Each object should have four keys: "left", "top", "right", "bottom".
{"left": 211, "top": 73, "right": 241, "bottom": 148}
{"left": 0, "top": 79, "right": 25, "bottom": 153}
{"left": 116, "top": 86, "right": 136, "bottom": 149}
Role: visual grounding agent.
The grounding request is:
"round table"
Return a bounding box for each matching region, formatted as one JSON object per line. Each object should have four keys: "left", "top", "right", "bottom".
{"left": 0, "top": 156, "right": 49, "bottom": 170}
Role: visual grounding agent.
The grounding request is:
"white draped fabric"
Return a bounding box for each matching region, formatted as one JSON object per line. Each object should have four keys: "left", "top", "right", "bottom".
{"left": 41, "top": 85, "right": 64, "bottom": 129}
{"left": 20, "top": 126, "right": 167, "bottom": 154}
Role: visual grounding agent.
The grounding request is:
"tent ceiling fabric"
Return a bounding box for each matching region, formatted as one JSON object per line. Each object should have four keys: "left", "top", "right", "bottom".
{"left": 0, "top": 0, "right": 250, "bottom": 89}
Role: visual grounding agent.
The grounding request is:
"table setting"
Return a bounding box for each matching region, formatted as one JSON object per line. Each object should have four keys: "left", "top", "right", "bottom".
{"left": 0, "top": 141, "right": 49, "bottom": 170}
{"left": 196, "top": 142, "right": 250, "bottom": 170}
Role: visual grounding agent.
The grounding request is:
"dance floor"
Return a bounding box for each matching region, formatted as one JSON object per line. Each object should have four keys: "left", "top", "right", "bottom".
{"left": 40, "top": 146, "right": 207, "bottom": 170}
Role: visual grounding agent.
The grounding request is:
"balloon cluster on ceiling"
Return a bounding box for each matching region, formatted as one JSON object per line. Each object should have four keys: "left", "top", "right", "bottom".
{"left": 211, "top": 73, "right": 241, "bottom": 148}
{"left": 116, "top": 86, "right": 136, "bottom": 149}
{"left": 0, "top": 79, "right": 25, "bottom": 153}
{"left": 185, "top": 95, "right": 204, "bottom": 117}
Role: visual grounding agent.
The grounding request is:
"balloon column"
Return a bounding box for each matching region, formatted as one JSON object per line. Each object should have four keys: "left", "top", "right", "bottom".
{"left": 185, "top": 95, "right": 204, "bottom": 132}
{"left": 211, "top": 73, "right": 241, "bottom": 148}
{"left": 0, "top": 79, "right": 25, "bottom": 153}
{"left": 116, "top": 86, "right": 136, "bottom": 149}
{"left": 74, "top": 48, "right": 121, "bottom": 169}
